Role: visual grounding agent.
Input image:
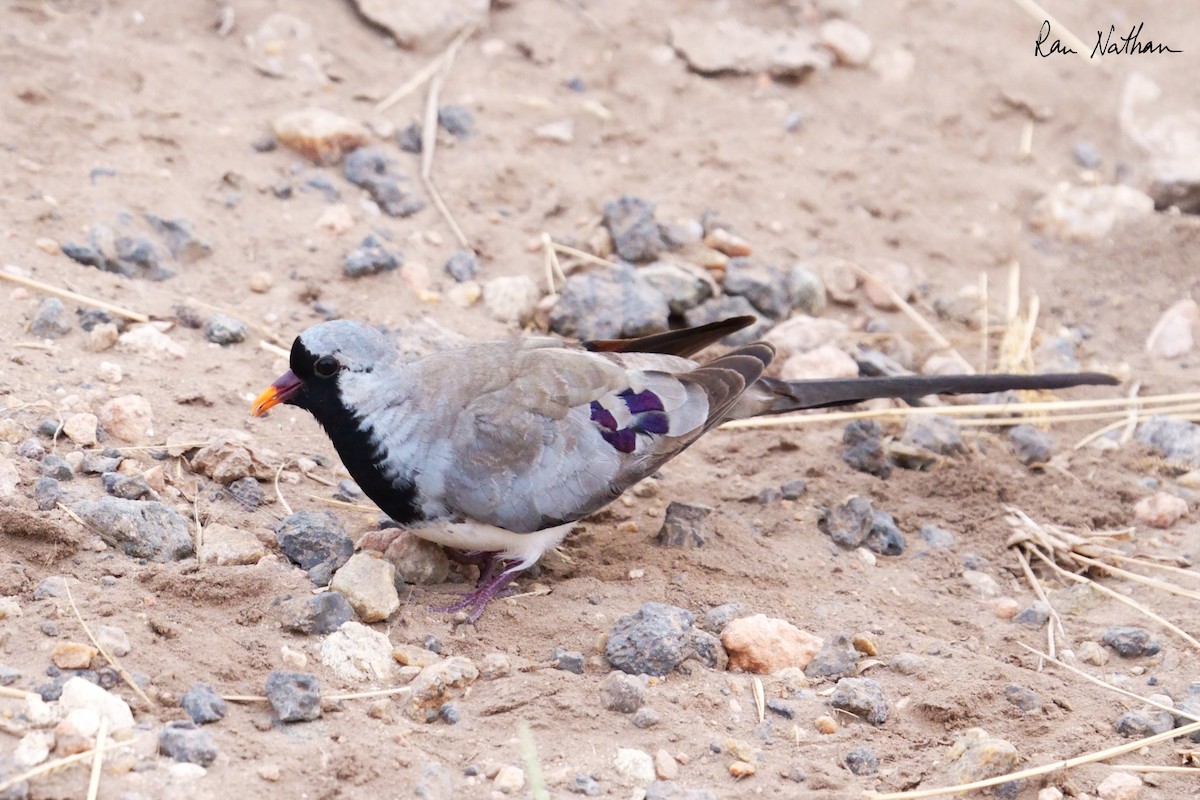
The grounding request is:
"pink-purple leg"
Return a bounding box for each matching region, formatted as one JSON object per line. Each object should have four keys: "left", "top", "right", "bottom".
{"left": 432, "top": 560, "right": 529, "bottom": 622}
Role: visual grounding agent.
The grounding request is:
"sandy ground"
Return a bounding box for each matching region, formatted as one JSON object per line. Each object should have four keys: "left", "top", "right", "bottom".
{"left": 1, "top": 1, "right": 1199, "bottom": 798}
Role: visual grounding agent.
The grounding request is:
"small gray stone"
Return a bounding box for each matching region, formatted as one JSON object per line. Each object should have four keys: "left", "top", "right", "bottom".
{"left": 1014, "top": 602, "right": 1051, "bottom": 627}
{"left": 344, "top": 234, "right": 403, "bottom": 278}
{"left": 683, "top": 295, "right": 772, "bottom": 345}
{"left": 102, "top": 473, "right": 154, "bottom": 501}
{"left": 1136, "top": 416, "right": 1200, "bottom": 467}
{"left": 903, "top": 415, "right": 965, "bottom": 456}
{"left": 805, "top": 633, "right": 859, "bottom": 679}
{"left": 34, "top": 478, "right": 63, "bottom": 511}
{"left": 766, "top": 698, "right": 795, "bottom": 719}
{"left": 787, "top": 265, "right": 826, "bottom": 316}
{"left": 699, "top": 602, "right": 743, "bottom": 634}
{"left": 265, "top": 670, "right": 321, "bottom": 722}
{"left": 1009, "top": 424, "right": 1054, "bottom": 466}
{"left": 40, "top": 455, "right": 74, "bottom": 481}
{"left": 1004, "top": 685, "right": 1041, "bottom": 713}
{"left": 550, "top": 265, "right": 670, "bottom": 340}
{"left": 278, "top": 592, "right": 355, "bottom": 635}
{"left": 687, "top": 629, "right": 727, "bottom": 671}
{"left": 0, "top": 665, "right": 21, "bottom": 686}
{"left": 182, "top": 682, "right": 227, "bottom": 724}
{"left": 602, "top": 196, "right": 665, "bottom": 263}
{"left": 605, "top": 602, "right": 696, "bottom": 676}
{"left": 16, "top": 439, "right": 44, "bottom": 460}
{"left": 274, "top": 511, "right": 353, "bottom": 583}
{"left": 444, "top": 250, "right": 479, "bottom": 282}
{"left": 73, "top": 497, "right": 194, "bottom": 562}
{"left": 30, "top": 298, "right": 72, "bottom": 339}
{"left": 159, "top": 719, "right": 218, "bottom": 766}
{"left": 654, "top": 501, "right": 712, "bottom": 548}
{"left": 644, "top": 782, "right": 716, "bottom": 800}
{"left": 1102, "top": 626, "right": 1161, "bottom": 658}
{"left": 865, "top": 510, "right": 905, "bottom": 556}
{"left": 1073, "top": 141, "right": 1101, "bottom": 169}
{"left": 631, "top": 706, "right": 661, "bottom": 729}
{"left": 552, "top": 647, "right": 585, "bottom": 675}
{"left": 723, "top": 257, "right": 794, "bottom": 319}
{"left": 780, "top": 479, "right": 807, "bottom": 500}
{"left": 919, "top": 525, "right": 956, "bottom": 549}
{"left": 571, "top": 774, "right": 602, "bottom": 796}
{"left": 227, "top": 476, "right": 265, "bottom": 509}
{"left": 819, "top": 496, "right": 874, "bottom": 549}
{"left": 145, "top": 214, "right": 212, "bottom": 263}
{"left": 1116, "top": 708, "right": 1174, "bottom": 737}
{"left": 396, "top": 123, "right": 423, "bottom": 154}
{"left": 204, "top": 314, "right": 248, "bottom": 345}
{"left": 81, "top": 453, "right": 121, "bottom": 475}
{"left": 343, "top": 148, "right": 423, "bottom": 217}
{"left": 844, "top": 747, "right": 878, "bottom": 776}
{"left": 1176, "top": 682, "right": 1200, "bottom": 742}
{"left": 413, "top": 762, "right": 453, "bottom": 800}
{"left": 829, "top": 677, "right": 889, "bottom": 725}
{"left": 842, "top": 420, "right": 893, "bottom": 478}
{"left": 437, "top": 105, "right": 473, "bottom": 138}
{"left": 37, "top": 419, "right": 62, "bottom": 438}
{"left": 34, "top": 576, "right": 68, "bottom": 599}
{"left": 599, "top": 671, "right": 645, "bottom": 713}
{"left": 638, "top": 262, "right": 712, "bottom": 314}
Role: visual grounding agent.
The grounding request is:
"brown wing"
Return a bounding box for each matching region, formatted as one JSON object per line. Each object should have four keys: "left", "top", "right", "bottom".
{"left": 581, "top": 316, "right": 756, "bottom": 357}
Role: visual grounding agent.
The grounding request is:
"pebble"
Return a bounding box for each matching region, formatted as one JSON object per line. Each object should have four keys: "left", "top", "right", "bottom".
{"left": 16, "top": 438, "right": 44, "bottom": 459}
{"left": 376, "top": 530, "right": 448, "bottom": 585}
{"left": 639, "top": 261, "right": 714, "bottom": 315}
{"left": 344, "top": 148, "right": 424, "bottom": 218}
{"left": 1102, "top": 627, "right": 1161, "bottom": 658}
{"left": 198, "top": 523, "right": 265, "bottom": 566}
{"left": 534, "top": 118, "right": 574, "bottom": 143}
{"left": 654, "top": 501, "right": 712, "bottom": 548}
{"left": 204, "top": 314, "right": 248, "bottom": 345}
{"left": 96, "top": 625, "right": 130, "bottom": 657}
{"left": 62, "top": 413, "right": 99, "bottom": 447}
{"left": 571, "top": 773, "right": 602, "bottom": 796}
{"left": 73, "top": 497, "right": 194, "bottom": 561}
{"left": 30, "top": 297, "right": 72, "bottom": 339}
{"left": 889, "top": 653, "right": 924, "bottom": 675}
{"left": 1136, "top": 417, "right": 1200, "bottom": 467}
{"left": 766, "top": 698, "right": 795, "bottom": 719}
{"left": 602, "top": 196, "right": 665, "bottom": 263}
{"left": 945, "top": 728, "right": 1018, "bottom": 784}
{"left": 1115, "top": 707, "right": 1173, "bottom": 737}
{"left": 860, "top": 260, "right": 913, "bottom": 310}
{"left": 844, "top": 746, "right": 878, "bottom": 776}
{"left": 249, "top": 271, "right": 273, "bottom": 293}
{"left": 699, "top": 602, "right": 743, "bottom": 635}
{"left": 159, "top": 720, "right": 218, "bottom": 766}
{"left": 781, "top": 479, "right": 807, "bottom": 499}
{"left": 1031, "top": 183, "right": 1154, "bottom": 241}
{"left": 0, "top": 456, "right": 18, "bottom": 498}
{"left": 605, "top": 602, "right": 700, "bottom": 676}
{"left": 265, "top": 670, "right": 321, "bottom": 722}
{"left": 684, "top": 296, "right": 773, "bottom": 345}
{"left": 396, "top": 122, "right": 422, "bottom": 153}
{"left": 920, "top": 525, "right": 957, "bottom": 549}
{"left": 182, "top": 683, "right": 227, "bottom": 724}
{"left": 703, "top": 228, "right": 751, "bottom": 257}
{"left": 1177, "top": 683, "right": 1200, "bottom": 742}
{"left": 437, "top": 104, "right": 473, "bottom": 138}
{"left": 1009, "top": 424, "right": 1055, "bottom": 466}
{"left": 630, "top": 706, "right": 660, "bottom": 729}
{"left": 96, "top": 361, "right": 122, "bottom": 383}
{"left": 722, "top": 257, "right": 798, "bottom": 319}
{"left": 98, "top": 395, "right": 154, "bottom": 443}
{"left": 274, "top": 510, "right": 354, "bottom": 585}
{"left": 59, "top": 677, "right": 134, "bottom": 732}
{"left": 278, "top": 591, "right": 354, "bottom": 635}
{"left": 1096, "top": 772, "right": 1142, "bottom": 800}
{"left": 903, "top": 416, "right": 965, "bottom": 457}
{"left": 116, "top": 324, "right": 187, "bottom": 359}
{"left": 40, "top": 454, "right": 75, "bottom": 481}
{"left": 103, "top": 472, "right": 154, "bottom": 501}
{"left": 1133, "top": 491, "right": 1188, "bottom": 529}
{"left": 1004, "top": 685, "right": 1042, "bottom": 713}
{"left": 329, "top": 553, "right": 400, "bottom": 622}
{"left": 1073, "top": 141, "right": 1102, "bottom": 169}
{"left": 479, "top": 652, "right": 512, "bottom": 679}
{"left": 321, "top": 621, "right": 395, "bottom": 682}
{"left": 272, "top": 107, "right": 370, "bottom": 165}
{"left": 829, "top": 677, "right": 889, "bottom": 725}
{"left": 804, "top": 632, "right": 859, "bottom": 679}
{"left": 1078, "top": 640, "right": 1109, "bottom": 666}
{"left": 599, "top": 671, "right": 646, "bottom": 713}
{"left": 613, "top": 747, "right": 656, "bottom": 785}
{"left": 550, "top": 266, "right": 670, "bottom": 339}
{"left": 392, "top": 644, "right": 441, "bottom": 669}
{"left": 227, "top": 476, "right": 266, "bottom": 510}
{"left": 14, "top": 731, "right": 51, "bottom": 768}
{"left": 820, "top": 19, "right": 873, "bottom": 65}
{"left": 552, "top": 647, "right": 585, "bottom": 674}
{"left": 1145, "top": 299, "right": 1197, "bottom": 359}
{"left": 447, "top": 280, "right": 481, "bottom": 308}
{"left": 650, "top": 749, "right": 678, "bottom": 781}
{"left": 865, "top": 510, "right": 906, "bottom": 556}
{"left": 819, "top": 495, "right": 874, "bottom": 548}
{"left": 482, "top": 275, "right": 541, "bottom": 326}
{"left": 444, "top": 249, "right": 479, "bottom": 282}
{"left": 729, "top": 761, "right": 756, "bottom": 778}
{"left": 0, "top": 665, "right": 21, "bottom": 685}
{"left": 963, "top": 570, "right": 1003, "bottom": 598}
{"left": 344, "top": 234, "right": 403, "bottom": 277}
{"left": 145, "top": 213, "right": 212, "bottom": 264}
{"left": 722, "top": 614, "right": 822, "bottom": 674}
{"left": 669, "top": 17, "right": 829, "bottom": 78}
{"left": 1014, "top": 602, "right": 1051, "bottom": 627}
{"left": 840, "top": 421, "right": 892, "bottom": 478}
{"left": 406, "top": 657, "right": 479, "bottom": 724}
{"left": 780, "top": 344, "right": 860, "bottom": 382}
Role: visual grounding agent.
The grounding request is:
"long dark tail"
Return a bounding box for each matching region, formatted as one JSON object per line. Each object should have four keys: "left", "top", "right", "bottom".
{"left": 734, "top": 371, "right": 1120, "bottom": 417}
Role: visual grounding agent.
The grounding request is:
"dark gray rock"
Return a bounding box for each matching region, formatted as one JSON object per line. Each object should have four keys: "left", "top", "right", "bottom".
{"left": 787, "top": 265, "right": 826, "bottom": 316}
{"left": 722, "top": 258, "right": 790, "bottom": 318}
{"left": 1004, "top": 685, "right": 1041, "bottom": 713}
{"left": 639, "top": 262, "right": 712, "bottom": 314}
{"left": 1009, "top": 424, "right": 1054, "bottom": 466}
{"left": 699, "top": 602, "right": 743, "bottom": 634}
{"left": 842, "top": 420, "right": 893, "bottom": 478}
{"left": 829, "top": 677, "right": 889, "bottom": 725}
{"left": 1176, "top": 683, "right": 1200, "bottom": 742}
{"left": 1103, "top": 626, "right": 1161, "bottom": 658}
{"left": 903, "top": 415, "right": 965, "bottom": 456}
{"left": 396, "top": 123, "right": 423, "bottom": 153}
{"left": 605, "top": 602, "right": 696, "bottom": 676}
{"left": 81, "top": 453, "right": 121, "bottom": 475}
{"left": 204, "top": 314, "right": 248, "bottom": 345}
{"left": 549, "top": 265, "right": 670, "bottom": 340}
{"left": 602, "top": 196, "right": 665, "bottom": 263}
{"left": 34, "top": 576, "right": 68, "bottom": 599}
{"left": 780, "top": 479, "right": 807, "bottom": 500}
{"left": 278, "top": 591, "right": 355, "bottom": 635}
{"left": 159, "top": 719, "right": 218, "bottom": 766}
{"left": 34, "top": 477, "right": 63, "bottom": 511}
{"left": 766, "top": 698, "right": 795, "bottom": 719}
{"left": 102, "top": 473, "right": 155, "bottom": 501}
{"left": 1014, "top": 602, "right": 1051, "bottom": 627}
{"left": 0, "top": 665, "right": 21, "bottom": 686}
{"left": 683, "top": 295, "right": 772, "bottom": 345}
{"left": 818, "top": 496, "right": 874, "bottom": 549}
{"left": 844, "top": 747, "right": 878, "bottom": 776}
{"left": 919, "top": 525, "right": 956, "bottom": 549}
{"left": 73, "top": 497, "right": 194, "bottom": 562}
{"left": 654, "top": 501, "right": 712, "bottom": 548}
{"left": 1116, "top": 708, "right": 1174, "bottom": 737}
{"left": 599, "top": 670, "right": 645, "bottom": 713}
{"left": 1136, "top": 417, "right": 1200, "bottom": 467}
{"left": 865, "top": 510, "right": 906, "bottom": 556}
{"left": 173, "top": 303, "right": 204, "bottom": 329}
{"left": 444, "top": 250, "right": 479, "bottom": 282}
{"left": 274, "top": 511, "right": 353, "bottom": 584}
{"left": 302, "top": 175, "right": 340, "bottom": 202}
{"left": 571, "top": 773, "right": 602, "bottom": 796}
{"left": 687, "top": 629, "right": 727, "bottom": 671}
{"left": 265, "top": 670, "right": 321, "bottom": 722}
{"left": 632, "top": 706, "right": 661, "bottom": 729}
{"left": 146, "top": 214, "right": 212, "bottom": 263}
{"left": 182, "top": 682, "right": 227, "bottom": 724}
{"left": 343, "top": 148, "right": 424, "bottom": 217}
{"left": 40, "top": 455, "right": 74, "bottom": 481}
{"left": 37, "top": 419, "right": 62, "bottom": 438}
{"left": 438, "top": 704, "right": 460, "bottom": 724}
{"left": 30, "top": 298, "right": 72, "bottom": 339}
{"left": 552, "top": 647, "right": 585, "bottom": 675}
{"left": 805, "top": 633, "right": 859, "bottom": 679}
{"left": 227, "top": 476, "right": 265, "bottom": 509}
{"left": 437, "top": 105, "right": 473, "bottom": 138}
{"left": 344, "top": 234, "right": 403, "bottom": 278}
{"left": 114, "top": 235, "right": 171, "bottom": 279}
{"left": 16, "top": 439, "right": 44, "bottom": 460}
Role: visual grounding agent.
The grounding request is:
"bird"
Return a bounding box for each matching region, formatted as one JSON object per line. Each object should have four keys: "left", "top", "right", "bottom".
{"left": 251, "top": 315, "right": 1117, "bottom": 621}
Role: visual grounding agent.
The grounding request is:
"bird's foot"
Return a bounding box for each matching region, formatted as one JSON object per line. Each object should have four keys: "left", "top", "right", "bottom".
{"left": 431, "top": 560, "right": 526, "bottom": 623}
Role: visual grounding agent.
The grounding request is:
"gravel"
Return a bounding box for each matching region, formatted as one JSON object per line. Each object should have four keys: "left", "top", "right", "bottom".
{"left": 274, "top": 510, "right": 354, "bottom": 585}
{"left": 605, "top": 602, "right": 698, "bottom": 676}
{"left": 444, "top": 250, "right": 479, "bottom": 282}
{"left": 182, "top": 683, "right": 227, "bottom": 724}
{"left": 864, "top": 510, "right": 906, "bottom": 556}
{"left": 204, "top": 314, "right": 248, "bottom": 345}
{"left": 805, "top": 633, "right": 859, "bottom": 679}
{"left": 1009, "top": 424, "right": 1055, "bottom": 466}
{"left": 1102, "top": 626, "right": 1161, "bottom": 658}
{"left": 73, "top": 497, "right": 194, "bottom": 561}
{"left": 818, "top": 496, "right": 874, "bottom": 549}
{"left": 30, "top": 298, "right": 72, "bottom": 339}
{"left": 549, "top": 265, "right": 670, "bottom": 340}
{"left": 844, "top": 747, "right": 878, "bottom": 776}
{"left": 599, "top": 671, "right": 646, "bottom": 713}
{"left": 829, "top": 677, "right": 889, "bottom": 725}
{"left": 344, "top": 234, "right": 403, "bottom": 278}
{"left": 653, "top": 501, "right": 713, "bottom": 548}
{"left": 601, "top": 195, "right": 665, "bottom": 263}
{"left": 1004, "top": 685, "right": 1041, "bottom": 713}
{"left": 552, "top": 647, "right": 585, "bottom": 674}
{"left": 265, "top": 670, "right": 321, "bottom": 722}
{"left": 159, "top": 720, "right": 218, "bottom": 766}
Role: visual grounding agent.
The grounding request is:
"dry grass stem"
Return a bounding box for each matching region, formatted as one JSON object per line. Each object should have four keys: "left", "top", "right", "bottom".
{"left": 273, "top": 460, "right": 293, "bottom": 516}
{"left": 374, "top": 50, "right": 451, "bottom": 114}
{"left": 519, "top": 722, "right": 551, "bottom": 800}
{"left": 1013, "top": 547, "right": 1065, "bottom": 664}
{"left": 419, "top": 26, "right": 474, "bottom": 250}
{"left": 1018, "top": 119, "right": 1034, "bottom": 158}
{"left": 1112, "top": 764, "right": 1200, "bottom": 774}
{"left": 752, "top": 677, "right": 766, "bottom": 724}
{"left": 0, "top": 737, "right": 140, "bottom": 794}
{"left": 302, "top": 493, "right": 377, "bottom": 512}
{"left": 0, "top": 271, "right": 149, "bottom": 323}
{"left": 550, "top": 240, "right": 624, "bottom": 272}
{"left": 0, "top": 686, "right": 37, "bottom": 700}
{"left": 978, "top": 271, "right": 989, "bottom": 374}
{"left": 259, "top": 339, "right": 290, "bottom": 358}
{"left": 15, "top": 341, "right": 58, "bottom": 351}
{"left": 86, "top": 716, "right": 108, "bottom": 800}
{"left": 1008, "top": 0, "right": 1094, "bottom": 63}
{"left": 65, "top": 583, "right": 155, "bottom": 708}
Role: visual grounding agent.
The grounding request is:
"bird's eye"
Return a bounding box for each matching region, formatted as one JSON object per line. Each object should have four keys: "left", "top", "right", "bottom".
{"left": 313, "top": 356, "right": 340, "bottom": 378}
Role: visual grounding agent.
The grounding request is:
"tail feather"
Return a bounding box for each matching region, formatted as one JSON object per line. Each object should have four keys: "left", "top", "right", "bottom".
{"left": 582, "top": 317, "right": 755, "bottom": 358}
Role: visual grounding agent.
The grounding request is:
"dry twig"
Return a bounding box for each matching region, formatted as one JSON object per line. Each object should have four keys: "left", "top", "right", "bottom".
{"left": 0, "top": 271, "right": 149, "bottom": 322}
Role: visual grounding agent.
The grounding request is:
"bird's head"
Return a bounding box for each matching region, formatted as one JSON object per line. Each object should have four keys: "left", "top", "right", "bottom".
{"left": 251, "top": 320, "right": 395, "bottom": 417}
